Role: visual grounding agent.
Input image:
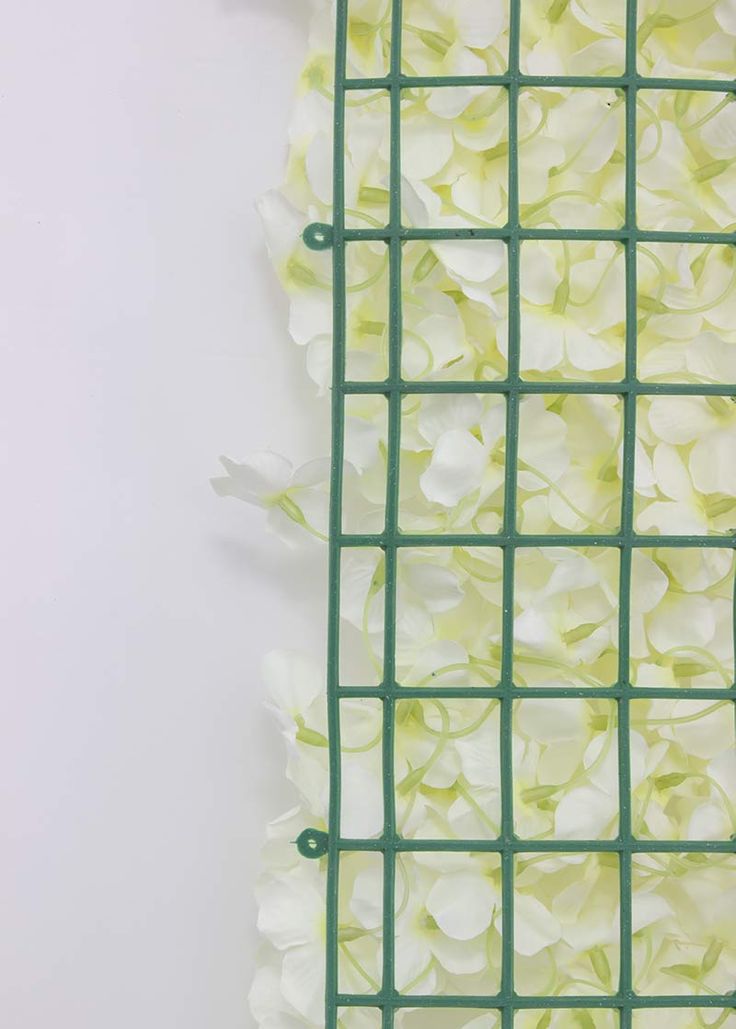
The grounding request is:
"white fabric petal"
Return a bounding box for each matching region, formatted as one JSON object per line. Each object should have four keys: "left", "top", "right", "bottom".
{"left": 716, "top": 0, "right": 736, "bottom": 33}
{"left": 648, "top": 593, "right": 716, "bottom": 656}
{"left": 564, "top": 321, "right": 621, "bottom": 371}
{"left": 690, "top": 428, "right": 736, "bottom": 497}
{"left": 520, "top": 244, "right": 561, "bottom": 306}
{"left": 305, "top": 132, "right": 332, "bottom": 205}
{"left": 520, "top": 310, "right": 565, "bottom": 372}
{"left": 631, "top": 551, "right": 669, "bottom": 614}
{"left": 554, "top": 786, "right": 616, "bottom": 839}
{"left": 256, "top": 189, "right": 307, "bottom": 263}
{"left": 647, "top": 396, "right": 716, "bottom": 445}
{"left": 257, "top": 875, "right": 323, "bottom": 949}
{"left": 290, "top": 458, "right": 330, "bottom": 490}
{"left": 428, "top": 929, "right": 488, "bottom": 975}
{"left": 516, "top": 698, "right": 586, "bottom": 744}
{"left": 417, "top": 393, "right": 483, "bottom": 444}
{"left": 281, "top": 943, "right": 325, "bottom": 1024}
{"left": 426, "top": 872, "right": 496, "bottom": 940}
{"left": 632, "top": 892, "right": 672, "bottom": 934}
{"left": 433, "top": 239, "right": 506, "bottom": 284}
{"left": 211, "top": 451, "right": 293, "bottom": 505}
{"left": 456, "top": 0, "right": 506, "bottom": 47}
{"left": 340, "top": 761, "right": 383, "bottom": 838}
{"left": 262, "top": 650, "right": 323, "bottom": 717}
{"left": 652, "top": 443, "right": 693, "bottom": 502}
{"left": 420, "top": 429, "right": 487, "bottom": 506}
{"left": 402, "top": 560, "right": 464, "bottom": 614}
{"left": 351, "top": 864, "right": 384, "bottom": 929}
{"left": 289, "top": 289, "right": 332, "bottom": 346}
{"left": 401, "top": 116, "right": 454, "bottom": 180}
{"left": 636, "top": 499, "right": 707, "bottom": 536}
{"left": 514, "top": 893, "right": 563, "bottom": 957}
{"left": 688, "top": 802, "right": 730, "bottom": 841}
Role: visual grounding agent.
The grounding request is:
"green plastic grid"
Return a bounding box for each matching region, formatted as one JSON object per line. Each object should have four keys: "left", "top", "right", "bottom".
{"left": 301, "top": 0, "right": 736, "bottom": 1026}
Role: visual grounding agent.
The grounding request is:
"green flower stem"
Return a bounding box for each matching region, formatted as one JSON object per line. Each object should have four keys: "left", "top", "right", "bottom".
{"left": 517, "top": 457, "right": 617, "bottom": 533}
{"left": 567, "top": 248, "right": 621, "bottom": 310}
{"left": 515, "top": 651, "right": 606, "bottom": 689}
{"left": 346, "top": 250, "right": 389, "bottom": 294}
{"left": 401, "top": 328, "right": 436, "bottom": 378}
{"left": 523, "top": 189, "right": 623, "bottom": 226}
{"left": 399, "top": 955, "right": 436, "bottom": 995}
{"left": 342, "top": 208, "right": 386, "bottom": 229}
{"left": 633, "top": 699, "right": 731, "bottom": 726}
{"left": 276, "top": 495, "right": 328, "bottom": 542}
{"left": 418, "top": 699, "right": 497, "bottom": 740}
{"left": 341, "top": 725, "right": 383, "bottom": 754}
{"left": 549, "top": 98, "right": 624, "bottom": 181}
{"left": 518, "top": 106, "right": 550, "bottom": 149}
{"left": 637, "top": 94, "right": 664, "bottom": 167}
{"left": 453, "top": 547, "right": 504, "bottom": 583}
{"left": 338, "top": 940, "right": 381, "bottom": 992}
{"left": 680, "top": 93, "right": 734, "bottom": 135}
{"left": 658, "top": 645, "right": 732, "bottom": 686}
{"left": 454, "top": 775, "right": 500, "bottom": 836}
{"left": 396, "top": 702, "right": 451, "bottom": 793}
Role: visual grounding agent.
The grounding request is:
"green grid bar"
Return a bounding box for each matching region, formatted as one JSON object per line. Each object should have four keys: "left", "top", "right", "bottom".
{"left": 310, "top": 0, "right": 736, "bottom": 1025}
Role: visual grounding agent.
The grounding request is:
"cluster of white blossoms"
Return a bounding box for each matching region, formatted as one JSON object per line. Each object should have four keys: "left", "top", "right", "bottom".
{"left": 217, "top": 1, "right": 736, "bottom": 1026}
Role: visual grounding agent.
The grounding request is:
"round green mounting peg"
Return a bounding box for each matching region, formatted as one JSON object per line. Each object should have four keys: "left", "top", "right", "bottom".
{"left": 303, "top": 222, "right": 333, "bottom": 251}
{"left": 296, "top": 827, "right": 329, "bottom": 859}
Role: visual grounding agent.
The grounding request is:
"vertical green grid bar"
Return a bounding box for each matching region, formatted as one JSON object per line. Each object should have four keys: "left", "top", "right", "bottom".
{"left": 380, "top": 1, "right": 404, "bottom": 1025}
{"left": 618, "top": 2, "right": 639, "bottom": 1025}
{"left": 500, "top": 2, "right": 522, "bottom": 1026}
{"left": 326, "top": 2, "right": 348, "bottom": 1026}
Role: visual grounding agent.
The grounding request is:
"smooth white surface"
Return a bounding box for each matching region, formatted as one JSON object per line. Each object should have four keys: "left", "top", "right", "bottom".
{"left": 0, "top": 2, "right": 325, "bottom": 1025}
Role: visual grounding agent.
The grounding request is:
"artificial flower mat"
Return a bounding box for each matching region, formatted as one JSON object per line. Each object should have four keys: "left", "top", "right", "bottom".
{"left": 213, "top": 0, "right": 736, "bottom": 1025}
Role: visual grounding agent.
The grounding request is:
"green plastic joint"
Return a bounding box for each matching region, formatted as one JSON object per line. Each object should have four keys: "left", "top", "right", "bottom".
{"left": 296, "top": 827, "right": 330, "bottom": 859}
{"left": 303, "top": 222, "right": 334, "bottom": 251}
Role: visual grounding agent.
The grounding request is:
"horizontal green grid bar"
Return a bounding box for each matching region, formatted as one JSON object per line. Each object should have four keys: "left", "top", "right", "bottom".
{"left": 338, "top": 533, "right": 735, "bottom": 548}
{"left": 340, "top": 381, "right": 736, "bottom": 397}
{"left": 341, "top": 228, "right": 736, "bottom": 244}
{"left": 337, "top": 838, "right": 736, "bottom": 854}
{"left": 336, "top": 994, "right": 736, "bottom": 1010}
{"left": 337, "top": 685, "right": 736, "bottom": 700}
{"left": 344, "top": 74, "right": 736, "bottom": 92}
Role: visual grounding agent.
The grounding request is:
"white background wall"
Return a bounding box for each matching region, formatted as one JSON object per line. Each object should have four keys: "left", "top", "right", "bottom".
{"left": 0, "top": 2, "right": 326, "bottom": 1025}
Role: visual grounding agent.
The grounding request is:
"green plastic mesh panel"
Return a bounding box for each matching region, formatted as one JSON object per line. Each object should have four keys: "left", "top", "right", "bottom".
{"left": 299, "top": 1, "right": 736, "bottom": 1025}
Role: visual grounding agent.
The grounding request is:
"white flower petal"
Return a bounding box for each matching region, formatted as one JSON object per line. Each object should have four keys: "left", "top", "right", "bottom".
{"left": 520, "top": 310, "right": 565, "bottom": 372}
{"left": 632, "top": 892, "right": 672, "bottom": 934}
{"left": 688, "top": 802, "right": 730, "bottom": 841}
{"left": 647, "top": 396, "right": 716, "bottom": 445}
{"left": 417, "top": 393, "right": 483, "bottom": 444}
{"left": 420, "top": 429, "right": 487, "bottom": 507}
{"left": 281, "top": 943, "right": 325, "bottom": 1023}
{"left": 426, "top": 873, "right": 497, "bottom": 940}
{"left": 514, "top": 893, "right": 563, "bottom": 957}
{"left": 554, "top": 786, "right": 616, "bottom": 839}
{"left": 211, "top": 451, "right": 293, "bottom": 504}
{"left": 401, "top": 116, "right": 454, "bottom": 180}
{"left": 262, "top": 650, "right": 323, "bottom": 717}
{"left": 402, "top": 560, "right": 464, "bottom": 614}
{"left": 456, "top": 0, "right": 506, "bottom": 47}
{"left": 690, "top": 428, "right": 736, "bottom": 497}
{"left": 433, "top": 239, "right": 506, "bottom": 284}
{"left": 257, "top": 874, "right": 323, "bottom": 949}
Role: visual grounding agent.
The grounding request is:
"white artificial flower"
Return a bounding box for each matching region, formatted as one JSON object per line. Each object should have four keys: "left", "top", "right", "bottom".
{"left": 257, "top": 864, "right": 326, "bottom": 1023}
{"left": 211, "top": 451, "right": 330, "bottom": 545}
